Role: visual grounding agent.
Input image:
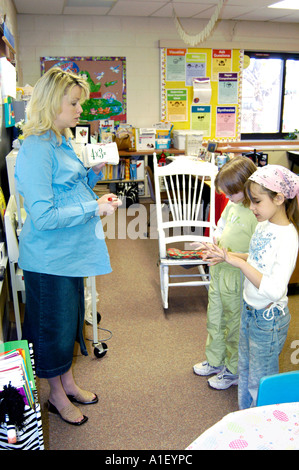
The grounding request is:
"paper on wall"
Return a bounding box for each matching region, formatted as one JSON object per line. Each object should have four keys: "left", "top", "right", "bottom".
{"left": 192, "top": 77, "right": 211, "bottom": 105}
{"left": 0, "top": 57, "right": 16, "bottom": 99}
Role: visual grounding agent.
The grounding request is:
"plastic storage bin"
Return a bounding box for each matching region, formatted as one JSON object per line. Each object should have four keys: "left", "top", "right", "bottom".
{"left": 173, "top": 130, "right": 203, "bottom": 150}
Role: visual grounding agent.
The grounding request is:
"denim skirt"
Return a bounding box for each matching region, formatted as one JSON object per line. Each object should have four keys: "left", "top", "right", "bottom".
{"left": 22, "top": 270, "right": 88, "bottom": 379}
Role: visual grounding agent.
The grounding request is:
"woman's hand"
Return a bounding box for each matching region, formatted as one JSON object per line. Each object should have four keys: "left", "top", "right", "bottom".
{"left": 97, "top": 193, "right": 122, "bottom": 216}
{"left": 92, "top": 162, "right": 106, "bottom": 175}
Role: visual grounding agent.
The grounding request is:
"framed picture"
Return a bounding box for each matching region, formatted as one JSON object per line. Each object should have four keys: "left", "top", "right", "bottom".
{"left": 40, "top": 56, "right": 127, "bottom": 135}
{"left": 207, "top": 141, "right": 218, "bottom": 152}
{"left": 75, "top": 124, "right": 90, "bottom": 144}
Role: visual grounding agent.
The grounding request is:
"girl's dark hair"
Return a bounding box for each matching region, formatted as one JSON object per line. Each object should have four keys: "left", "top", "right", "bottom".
{"left": 215, "top": 156, "right": 257, "bottom": 207}
{"left": 245, "top": 179, "right": 299, "bottom": 234}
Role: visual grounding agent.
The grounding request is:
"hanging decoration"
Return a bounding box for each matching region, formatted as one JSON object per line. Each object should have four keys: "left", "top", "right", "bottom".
{"left": 173, "top": 0, "right": 226, "bottom": 47}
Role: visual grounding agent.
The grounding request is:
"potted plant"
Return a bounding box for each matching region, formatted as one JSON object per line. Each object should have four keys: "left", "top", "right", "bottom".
{"left": 284, "top": 129, "right": 299, "bottom": 140}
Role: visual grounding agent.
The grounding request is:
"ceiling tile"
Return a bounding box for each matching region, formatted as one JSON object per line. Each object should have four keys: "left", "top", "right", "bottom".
{"left": 218, "top": 5, "right": 269, "bottom": 20}
{"left": 271, "top": 11, "right": 299, "bottom": 21}
{"left": 66, "top": 0, "right": 115, "bottom": 5}
{"left": 11, "top": 0, "right": 299, "bottom": 21}
{"left": 155, "top": 2, "right": 214, "bottom": 18}
{"left": 13, "top": 0, "right": 64, "bottom": 14}
{"left": 192, "top": 5, "right": 225, "bottom": 19}
{"left": 233, "top": 6, "right": 295, "bottom": 21}
{"left": 63, "top": 6, "right": 112, "bottom": 15}
{"left": 109, "top": 0, "right": 166, "bottom": 16}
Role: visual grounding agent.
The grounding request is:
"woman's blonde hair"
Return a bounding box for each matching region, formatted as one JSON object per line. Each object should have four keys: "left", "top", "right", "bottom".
{"left": 23, "top": 67, "right": 90, "bottom": 144}
{"left": 215, "top": 156, "right": 257, "bottom": 207}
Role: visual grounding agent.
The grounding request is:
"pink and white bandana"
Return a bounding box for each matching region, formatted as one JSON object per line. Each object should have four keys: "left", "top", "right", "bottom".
{"left": 248, "top": 165, "right": 299, "bottom": 202}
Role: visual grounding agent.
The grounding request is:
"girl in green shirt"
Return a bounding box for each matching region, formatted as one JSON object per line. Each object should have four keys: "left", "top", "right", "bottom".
{"left": 193, "top": 156, "right": 257, "bottom": 390}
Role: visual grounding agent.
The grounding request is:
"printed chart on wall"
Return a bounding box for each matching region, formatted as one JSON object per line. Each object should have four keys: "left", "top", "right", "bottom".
{"left": 160, "top": 48, "right": 244, "bottom": 141}
{"left": 41, "top": 56, "right": 126, "bottom": 133}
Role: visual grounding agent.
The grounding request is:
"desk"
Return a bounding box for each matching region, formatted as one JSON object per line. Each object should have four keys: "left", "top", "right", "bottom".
{"left": 118, "top": 147, "right": 183, "bottom": 157}
{"left": 215, "top": 141, "right": 299, "bottom": 155}
{"left": 186, "top": 402, "right": 299, "bottom": 450}
{"left": 287, "top": 150, "right": 299, "bottom": 172}
{"left": 220, "top": 145, "right": 299, "bottom": 154}
{"left": 216, "top": 143, "right": 299, "bottom": 170}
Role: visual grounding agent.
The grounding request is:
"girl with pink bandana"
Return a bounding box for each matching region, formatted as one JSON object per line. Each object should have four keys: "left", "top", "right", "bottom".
{"left": 203, "top": 165, "right": 299, "bottom": 409}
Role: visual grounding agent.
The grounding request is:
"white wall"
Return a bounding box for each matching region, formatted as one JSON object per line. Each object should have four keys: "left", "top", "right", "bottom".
{"left": 16, "top": 14, "right": 299, "bottom": 128}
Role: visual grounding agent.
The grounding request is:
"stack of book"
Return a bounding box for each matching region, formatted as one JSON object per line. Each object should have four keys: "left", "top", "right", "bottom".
{"left": 101, "top": 158, "right": 144, "bottom": 181}
{"left": 0, "top": 340, "right": 36, "bottom": 409}
{"left": 102, "top": 158, "right": 131, "bottom": 181}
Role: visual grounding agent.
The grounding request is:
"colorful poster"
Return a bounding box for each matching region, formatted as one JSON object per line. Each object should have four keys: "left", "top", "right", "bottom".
{"left": 166, "top": 89, "right": 188, "bottom": 122}
{"left": 212, "top": 50, "right": 232, "bottom": 81}
{"left": 218, "top": 73, "right": 238, "bottom": 104}
{"left": 185, "top": 53, "right": 207, "bottom": 86}
{"left": 191, "top": 105, "right": 211, "bottom": 136}
{"left": 166, "top": 48, "right": 186, "bottom": 81}
{"left": 161, "top": 47, "right": 243, "bottom": 141}
{"left": 216, "top": 106, "right": 236, "bottom": 137}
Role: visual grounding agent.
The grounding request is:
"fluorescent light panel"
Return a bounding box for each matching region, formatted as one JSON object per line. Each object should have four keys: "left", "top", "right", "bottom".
{"left": 268, "top": 0, "right": 299, "bottom": 9}
{"left": 66, "top": 0, "right": 116, "bottom": 7}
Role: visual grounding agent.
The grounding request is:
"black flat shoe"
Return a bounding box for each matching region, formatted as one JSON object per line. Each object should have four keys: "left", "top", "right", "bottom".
{"left": 67, "top": 393, "right": 98, "bottom": 405}
{"left": 47, "top": 400, "right": 88, "bottom": 426}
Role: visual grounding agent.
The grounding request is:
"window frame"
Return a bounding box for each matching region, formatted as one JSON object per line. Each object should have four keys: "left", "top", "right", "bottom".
{"left": 241, "top": 50, "right": 299, "bottom": 141}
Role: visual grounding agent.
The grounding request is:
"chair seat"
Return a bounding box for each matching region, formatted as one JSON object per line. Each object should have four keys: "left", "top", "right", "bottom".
{"left": 166, "top": 248, "right": 204, "bottom": 259}
{"left": 257, "top": 371, "right": 299, "bottom": 406}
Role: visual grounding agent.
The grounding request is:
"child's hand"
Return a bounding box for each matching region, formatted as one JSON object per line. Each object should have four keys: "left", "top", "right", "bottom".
{"left": 191, "top": 237, "right": 218, "bottom": 252}
{"left": 190, "top": 242, "right": 205, "bottom": 250}
{"left": 191, "top": 238, "right": 223, "bottom": 264}
{"left": 200, "top": 241, "right": 226, "bottom": 265}
{"left": 204, "top": 244, "right": 242, "bottom": 268}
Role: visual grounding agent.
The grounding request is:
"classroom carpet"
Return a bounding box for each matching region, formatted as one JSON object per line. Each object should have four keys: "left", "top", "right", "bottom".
{"left": 29, "top": 203, "right": 299, "bottom": 450}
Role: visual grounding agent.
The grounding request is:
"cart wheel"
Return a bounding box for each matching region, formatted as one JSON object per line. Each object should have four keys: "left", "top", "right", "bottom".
{"left": 97, "top": 312, "right": 101, "bottom": 324}
{"left": 94, "top": 342, "right": 108, "bottom": 358}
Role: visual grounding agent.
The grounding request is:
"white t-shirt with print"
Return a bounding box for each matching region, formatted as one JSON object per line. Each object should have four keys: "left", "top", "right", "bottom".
{"left": 244, "top": 220, "right": 299, "bottom": 309}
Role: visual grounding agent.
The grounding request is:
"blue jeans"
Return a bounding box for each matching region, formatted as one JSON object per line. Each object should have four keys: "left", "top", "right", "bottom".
{"left": 238, "top": 300, "right": 290, "bottom": 410}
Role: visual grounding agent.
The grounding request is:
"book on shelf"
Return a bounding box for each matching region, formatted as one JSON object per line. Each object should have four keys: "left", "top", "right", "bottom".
{"left": 101, "top": 158, "right": 144, "bottom": 181}
{"left": 0, "top": 340, "right": 36, "bottom": 409}
{"left": 94, "top": 183, "right": 110, "bottom": 195}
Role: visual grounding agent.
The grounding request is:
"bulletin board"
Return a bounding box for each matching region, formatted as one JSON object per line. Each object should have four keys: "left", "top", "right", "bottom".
{"left": 41, "top": 56, "right": 127, "bottom": 132}
{"left": 160, "top": 48, "right": 244, "bottom": 142}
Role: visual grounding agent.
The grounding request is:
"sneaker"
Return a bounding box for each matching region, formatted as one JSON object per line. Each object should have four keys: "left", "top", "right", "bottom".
{"left": 193, "top": 361, "right": 224, "bottom": 376}
{"left": 208, "top": 367, "right": 238, "bottom": 390}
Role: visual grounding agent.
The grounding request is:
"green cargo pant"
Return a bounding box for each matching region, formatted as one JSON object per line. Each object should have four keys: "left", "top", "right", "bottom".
{"left": 205, "top": 262, "right": 244, "bottom": 375}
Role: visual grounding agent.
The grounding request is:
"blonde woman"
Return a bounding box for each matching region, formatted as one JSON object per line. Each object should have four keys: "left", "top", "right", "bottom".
{"left": 15, "top": 67, "right": 120, "bottom": 426}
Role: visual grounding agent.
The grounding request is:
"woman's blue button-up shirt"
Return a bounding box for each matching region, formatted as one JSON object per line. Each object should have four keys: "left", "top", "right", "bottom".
{"left": 15, "top": 131, "right": 112, "bottom": 277}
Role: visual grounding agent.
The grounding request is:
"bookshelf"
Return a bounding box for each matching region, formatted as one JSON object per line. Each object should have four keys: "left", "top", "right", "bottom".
{"left": 96, "top": 148, "right": 183, "bottom": 197}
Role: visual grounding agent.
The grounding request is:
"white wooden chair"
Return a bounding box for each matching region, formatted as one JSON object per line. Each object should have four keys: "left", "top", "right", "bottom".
{"left": 4, "top": 195, "right": 26, "bottom": 339}
{"left": 153, "top": 154, "right": 218, "bottom": 309}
